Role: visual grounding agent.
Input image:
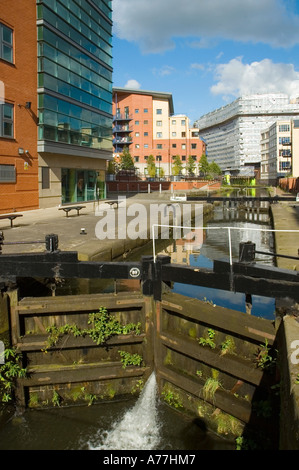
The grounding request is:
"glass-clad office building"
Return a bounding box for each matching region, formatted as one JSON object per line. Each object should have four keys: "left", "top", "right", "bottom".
{"left": 36, "top": 0, "right": 113, "bottom": 206}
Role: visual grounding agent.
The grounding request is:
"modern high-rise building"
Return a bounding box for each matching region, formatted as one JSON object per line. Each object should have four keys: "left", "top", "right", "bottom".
{"left": 0, "top": 0, "right": 113, "bottom": 212}
{"left": 195, "top": 94, "right": 299, "bottom": 177}
{"left": 113, "top": 88, "right": 206, "bottom": 177}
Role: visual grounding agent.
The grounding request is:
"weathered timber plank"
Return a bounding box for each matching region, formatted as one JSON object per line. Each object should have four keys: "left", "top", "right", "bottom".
{"left": 18, "top": 292, "right": 144, "bottom": 305}
{"left": 16, "top": 333, "right": 146, "bottom": 352}
{"left": 158, "top": 365, "right": 252, "bottom": 423}
{"left": 20, "top": 362, "right": 149, "bottom": 386}
{"left": 16, "top": 294, "right": 145, "bottom": 315}
{"left": 161, "top": 293, "right": 276, "bottom": 344}
{"left": 159, "top": 331, "right": 266, "bottom": 387}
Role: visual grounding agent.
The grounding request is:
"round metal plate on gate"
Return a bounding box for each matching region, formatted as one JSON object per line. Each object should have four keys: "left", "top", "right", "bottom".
{"left": 130, "top": 267, "right": 140, "bottom": 278}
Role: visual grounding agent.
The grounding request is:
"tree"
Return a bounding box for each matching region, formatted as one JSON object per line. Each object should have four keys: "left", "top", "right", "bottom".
{"left": 172, "top": 155, "right": 183, "bottom": 176}
{"left": 107, "top": 159, "right": 116, "bottom": 174}
{"left": 186, "top": 155, "right": 196, "bottom": 176}
{"left": 146, "top": 154, "right": 156, "bottom": 178}
{"left": 198, "top": 154, "right": 210, "bottom": 176}
{"left": 209, "top": 161, "right": 222, "bottom": 179}
{"left": 119, "top": 147, "right": 135, "bottom": 170}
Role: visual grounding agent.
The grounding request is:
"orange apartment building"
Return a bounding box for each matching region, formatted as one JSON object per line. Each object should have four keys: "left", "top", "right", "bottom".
{"left": 0, "top": 2, "right": 39, "bottom": 213}
{"left": 113, "top": 88, "right": 206, "bottom": 177}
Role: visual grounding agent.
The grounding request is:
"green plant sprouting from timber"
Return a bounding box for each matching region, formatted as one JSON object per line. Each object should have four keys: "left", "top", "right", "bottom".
{"left": 118, "top": 350, "right": 143, "bottom": 369}
{"left": 0, "top": 348, "right": 27, "bottom": 403}
{"left": 202, "top": 377, "right": 221, "bottom": 401}
{"left": 43, "top": 307, "right": 141, "bottom": 351}
{"left": 162, "top": 386, "right": 183, "bottom": 409}
{"left": 198, "top": 329, "right": 216, "bottom": 349}
{"left": 255, "top": 339, "right": 277, "bottom": 371}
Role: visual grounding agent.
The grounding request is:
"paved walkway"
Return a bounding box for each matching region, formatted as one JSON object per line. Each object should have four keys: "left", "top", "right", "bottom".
{"left": 0, "top": 193, "right": 202, "bottom": 261}
{"left": 271, "top": 202, "right": 299, "bottom": 271}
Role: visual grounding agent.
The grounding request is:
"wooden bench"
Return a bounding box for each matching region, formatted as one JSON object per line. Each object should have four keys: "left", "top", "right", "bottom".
{"left": 0, "top": 214, "right": 23, "bottom": 228}
{"left": 58, "top": 205, "right": 86, "bottom": 217}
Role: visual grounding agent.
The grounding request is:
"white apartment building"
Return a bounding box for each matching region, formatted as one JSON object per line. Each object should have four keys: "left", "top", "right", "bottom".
{"left": 261, "top": 119, "right": 299, "bottom": 183}
{"left": 195, "top": 94, "right": 299, "bottom": 176}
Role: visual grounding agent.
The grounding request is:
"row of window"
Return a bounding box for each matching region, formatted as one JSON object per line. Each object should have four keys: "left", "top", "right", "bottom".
{"left": 133, "top": 155, "right": 198, "bottom": 163}
{"left": 134, "top": 140, "right": 198, "bottom": 148}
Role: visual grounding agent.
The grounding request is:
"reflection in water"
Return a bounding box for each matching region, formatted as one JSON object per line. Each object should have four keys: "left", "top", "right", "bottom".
{"left": 158, "top": 200, "right": 276, "bottom": 320}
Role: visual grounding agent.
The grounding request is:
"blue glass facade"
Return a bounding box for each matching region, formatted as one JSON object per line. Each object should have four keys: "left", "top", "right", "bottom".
{"left": 37, "top": 0, "right": 113, "bottom": 151}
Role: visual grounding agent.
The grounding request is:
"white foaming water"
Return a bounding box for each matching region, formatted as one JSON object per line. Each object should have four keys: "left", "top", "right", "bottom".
{"left": 89, "top": 372, "right": 161, "bottom": 450}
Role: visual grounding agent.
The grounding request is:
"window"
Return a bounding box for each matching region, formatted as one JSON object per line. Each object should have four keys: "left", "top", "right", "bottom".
{"left": 181, "top": 120, "right": 186, "bottom": 126}
{"left": 135, "top": 121, "right": 139, "bottom": 125}
{"left": 135, "top": 109, "right": 139, "bottom": 113}
{"left": 181, "top": 132, "right": 186, "bottom": 138}
{"left": 144, "top": 120, "right": 148, "bottom": 125}
{"left": 0, "top": 164, "right": 16, "bottom": 182}
{"left": 182, "top": 156, "right": 186, "bottom": 161}
{"left": 0, "top": 103, "right": 14, "bottom": 138}
{"left": 279, "top": 124, "right": 290, "bottom": 132}
{"left": 144, "top": 108, "right": 148, "bottom": 113}
{"left": 279, "top": 137, "right": 291, "bottom": 145}
{"left": 172, "top": 120, "right": 176, "bottom": 125}
{"left": 156, "top": 121, "right": 162, "bottom": 126}
{"left": 191, "top": 143, "right": 197, "bottom": 149}
{"left": 156, "top": 155, "right": 162, "bottom": 161}
{"left": 0, "top": 23, "right": 13, "bottom": 63}
{"left": 135, "top": 144, "right": 140, "bottom": 149}
{"left": 144, "top": 144, "right": 148, "bottom": 148}
{"left": 157, "top": 144, "right": 162, "bottom": 149}
{"left": 172, "top": 143, "right": 177, "bottom": 148}
{"left": 42, "top": 167, "right": 50, "bottom": 189}
{"left": 135, "top": 132, "right": 140, "bottom": 137}
{"left": 182, "top": 144, "right": 186, "bottom": 150}
{"left": 144, "top": 132, "right": 148, "bottom": 136}
{"left": 134, "top": 156, "right": 139, "bottom": 162}
{"left": 156, "top": 109, "right": 162, "bottom": 115}
{"left": 172, "top": 132, "right": 176, "bottom": 137}
{"left": 156, "top": 132, "right": 162, "bottom": 138}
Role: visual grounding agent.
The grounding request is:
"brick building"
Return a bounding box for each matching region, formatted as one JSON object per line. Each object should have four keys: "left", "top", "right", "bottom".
{"left": 0, "top": 2, "right": 38, "bottom": 213}
{"left": 113, "top": 88, "right": 206, "bottom": 177}
{"left": 0, "top": 0, "right": 113, "bottom": 212}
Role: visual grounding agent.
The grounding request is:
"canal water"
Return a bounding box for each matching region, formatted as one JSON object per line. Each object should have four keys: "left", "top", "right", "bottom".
{"left": 0, "top": 192, "right": 275, "bottom": 450}
{"left": 0, "top": 374, "right": 234, "bottom": 450}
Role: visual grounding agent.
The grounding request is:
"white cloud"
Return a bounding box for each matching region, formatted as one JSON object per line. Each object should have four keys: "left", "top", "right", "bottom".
{"left": 113, "top": 0, "right": 299, "bottom": 53}
{"left": 211, "top": 57, "right": 299, "bottom": 99}
{"left": 152, "top": 65, "right": 176, "bottom": 77}
{"left": 124, "top": 79, "right": 142, "bottom": 90}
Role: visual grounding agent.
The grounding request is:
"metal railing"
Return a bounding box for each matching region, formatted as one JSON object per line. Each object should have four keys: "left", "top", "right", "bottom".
{"left": 152, "top": 224, "right": 299, "bottom": 265}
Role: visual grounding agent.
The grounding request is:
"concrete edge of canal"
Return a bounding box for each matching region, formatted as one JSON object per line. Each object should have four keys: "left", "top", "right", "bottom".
{"left": 271, "top": 202, "right": 299, "bottom": 449}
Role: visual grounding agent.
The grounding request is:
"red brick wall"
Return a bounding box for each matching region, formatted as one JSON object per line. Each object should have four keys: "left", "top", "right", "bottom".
{"left": 279, "top": 177, "right": 299, "bottom": 193}
{"left": 0, "top": 2, "right": 38, "bottom": 213}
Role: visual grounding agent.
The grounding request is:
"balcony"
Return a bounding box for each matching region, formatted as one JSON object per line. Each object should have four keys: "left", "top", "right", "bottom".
{"left": 113, "top": 113, "right": 133, "bottom": 122}
{"left": 113, "top": 136, "right": 132, "bottom": 152}
{"left": 113, "top": 124, "right": 132, "bottom": 134}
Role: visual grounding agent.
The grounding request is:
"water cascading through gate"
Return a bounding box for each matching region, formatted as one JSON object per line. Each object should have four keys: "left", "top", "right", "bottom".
{"left": 89, "top": 373, "right": 161, "bottom": 450}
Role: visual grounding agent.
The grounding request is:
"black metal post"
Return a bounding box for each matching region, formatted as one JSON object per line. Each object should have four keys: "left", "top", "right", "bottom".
{"left": 45, "top": 234, "right": 59, "bottom": 252}
{"left": 153, "top": 255, "right": 171, "bottom": 301}
{"left": 239, "top": 242, "right": 256, "bottom": 263}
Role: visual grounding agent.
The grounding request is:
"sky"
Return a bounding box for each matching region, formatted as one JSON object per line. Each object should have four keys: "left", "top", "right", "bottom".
{"left": 112, "top": 0, "right": 299, "bottom": 124}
